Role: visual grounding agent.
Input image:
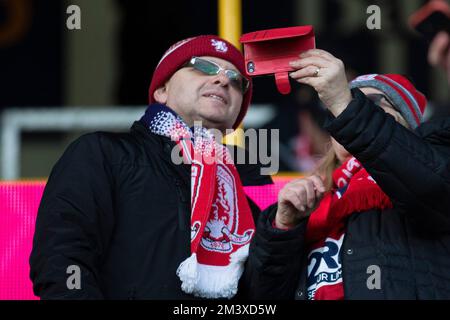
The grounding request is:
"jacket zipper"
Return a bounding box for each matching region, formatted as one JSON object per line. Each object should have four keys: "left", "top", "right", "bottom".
{"left": 174, "top": 179, "right": 188, "bottom": 231}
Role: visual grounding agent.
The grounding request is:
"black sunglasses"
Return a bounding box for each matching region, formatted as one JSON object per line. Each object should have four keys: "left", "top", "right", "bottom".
{"left": 184, "top": 57, "right": 250, "bottom": 94}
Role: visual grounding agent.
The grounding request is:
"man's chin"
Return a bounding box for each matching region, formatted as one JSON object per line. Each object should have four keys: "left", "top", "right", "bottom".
{"left": 194, "top": 116, "right": 233, "bottom": 131}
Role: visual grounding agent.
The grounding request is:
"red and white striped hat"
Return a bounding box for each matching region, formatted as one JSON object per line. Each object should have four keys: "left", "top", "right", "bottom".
{"left": 148, "top": 35, "right": 252, "bottom": 129}
{"left": 350, "top": 74, "right": 427, "bottom": 129}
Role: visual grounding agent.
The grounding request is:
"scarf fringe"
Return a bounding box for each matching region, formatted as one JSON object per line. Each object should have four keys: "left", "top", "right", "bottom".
{"left": 331, "top": 184, "right": 392, "bottom": 223}
{"left": 176, "top": 245, "right": 249, "bottom": 299}
{"left": 176, "top": 253, "right": 200, "bottom": 294}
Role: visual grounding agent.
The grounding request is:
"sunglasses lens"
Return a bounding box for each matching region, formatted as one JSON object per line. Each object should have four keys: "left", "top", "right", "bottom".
{"left": 225, "top": 70, "right": 241, "bottom": 88}
{"left": 189, "top": 57, "right": 249, "bottom": 93}
{"left": 193, "top": 59, "right": 219, "bottom": 75}
{"left": 225, "top": 70, "right": 249, "bottom": 93}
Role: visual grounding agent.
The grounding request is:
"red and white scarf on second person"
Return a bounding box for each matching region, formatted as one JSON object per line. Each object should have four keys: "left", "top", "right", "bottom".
{"left": 305, "top": 157, "right": 393, "bottom": 300}
{"left": 142, "top": 104, "right": 254, "bottom": 299}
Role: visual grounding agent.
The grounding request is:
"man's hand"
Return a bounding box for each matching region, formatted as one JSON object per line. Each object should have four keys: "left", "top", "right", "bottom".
{"left": 289, "top": 49, "right": 352, "bottom": 117}
{"left": 428, "top": 31, "right": 450, "bottom": 84}
{"left": 275, "top": 175, "right": 326, "bottom": 229}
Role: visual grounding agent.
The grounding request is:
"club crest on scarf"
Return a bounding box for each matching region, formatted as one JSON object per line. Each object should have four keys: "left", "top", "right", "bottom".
{"left": 201, "top": 164, "right": 254, "bottom": 253}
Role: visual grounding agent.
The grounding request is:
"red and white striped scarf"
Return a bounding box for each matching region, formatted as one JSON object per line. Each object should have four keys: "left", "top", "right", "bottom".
{"left": 142, "top": 104, "right": 255, "bottom": 299}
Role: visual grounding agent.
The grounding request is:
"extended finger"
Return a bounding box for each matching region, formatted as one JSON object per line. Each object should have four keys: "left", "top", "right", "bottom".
{"left": 290, "top": 56, "right": 330, "bottom": 69}
{"left": 289, "top": 65, "right": 323, "bottom": 80}
{"left": 292, "top": 75, "right": 321, "bottom": 88}
{"left": 300, "top": 49, "right": 336, "bottom": 61}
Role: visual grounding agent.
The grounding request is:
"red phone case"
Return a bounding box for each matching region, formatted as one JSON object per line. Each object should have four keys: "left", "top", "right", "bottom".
{"left": 240, "top": 25, "right": 316, "bottom": 95}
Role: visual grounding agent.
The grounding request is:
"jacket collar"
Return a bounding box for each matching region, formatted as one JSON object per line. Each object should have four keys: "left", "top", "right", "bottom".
{"left": 130, "top": 120, "right": 190, "bottom": 179}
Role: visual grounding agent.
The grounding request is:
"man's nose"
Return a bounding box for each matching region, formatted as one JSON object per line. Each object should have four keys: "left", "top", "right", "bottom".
{"left": 212, "top": 71, "right": 230, "bottom": 87}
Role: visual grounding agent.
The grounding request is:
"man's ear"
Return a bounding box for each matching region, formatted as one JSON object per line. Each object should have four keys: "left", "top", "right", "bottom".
{"left": 153, "top": 85, "right": 168, "bottom": 104}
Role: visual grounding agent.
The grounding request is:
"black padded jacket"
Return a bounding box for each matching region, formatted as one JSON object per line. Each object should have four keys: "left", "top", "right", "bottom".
{"left": 241, "top": 88, "right": 450, "bottom": 300}
{"left": 29, "top": 120, "right": 272, "bottom": 299}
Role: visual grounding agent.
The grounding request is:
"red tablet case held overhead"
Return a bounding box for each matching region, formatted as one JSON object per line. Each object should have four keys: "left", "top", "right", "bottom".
{"left": 240, "top": 25, "right": 316, "bottom": 95}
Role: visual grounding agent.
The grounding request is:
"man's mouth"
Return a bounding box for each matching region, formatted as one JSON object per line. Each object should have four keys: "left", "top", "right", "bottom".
{"left": 203, "top": 93, "right": 228, "bottom": 105}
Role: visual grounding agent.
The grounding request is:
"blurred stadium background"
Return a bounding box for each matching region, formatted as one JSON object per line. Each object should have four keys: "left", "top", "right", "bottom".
{"left": 1, "top": 0, "right": 449, "bottom": 299}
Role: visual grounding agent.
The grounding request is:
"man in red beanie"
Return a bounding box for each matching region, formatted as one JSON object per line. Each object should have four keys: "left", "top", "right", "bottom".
{"left": 148, "top": 35, "right": 252, "bottom": 132}
{"left": 242, "top": 49, "right": 450, "bottom": 300}
{"left": 30, "top": 35, "right": 272, "bottom": 300}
